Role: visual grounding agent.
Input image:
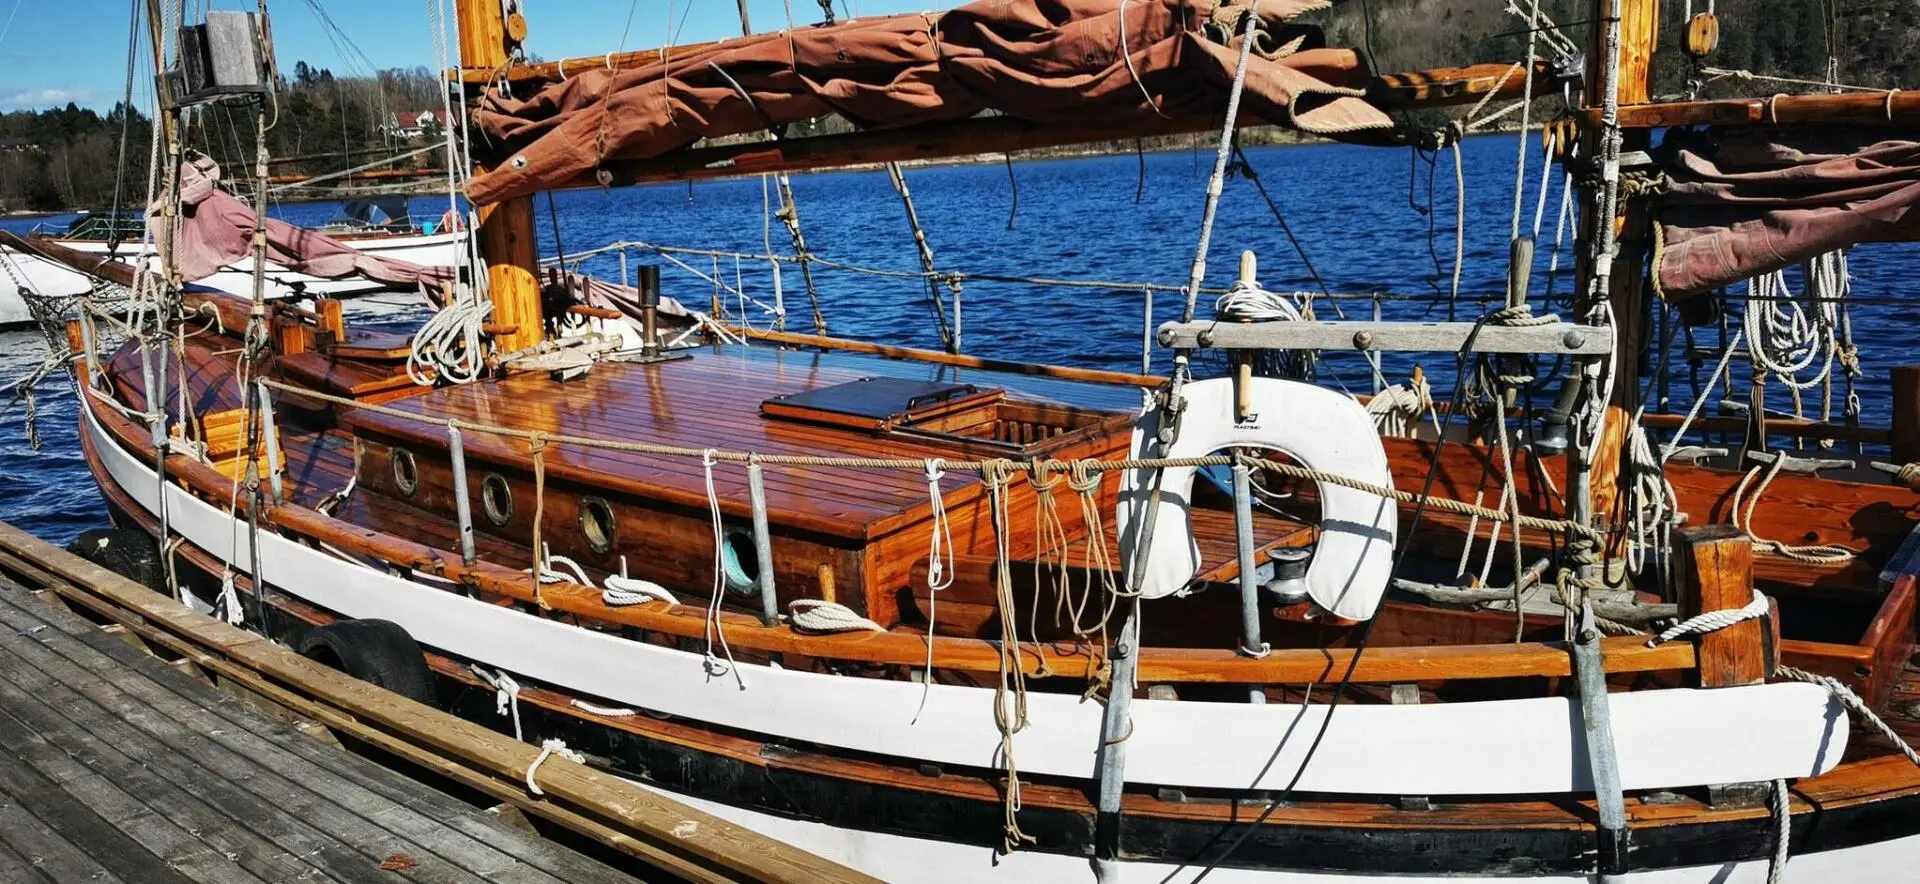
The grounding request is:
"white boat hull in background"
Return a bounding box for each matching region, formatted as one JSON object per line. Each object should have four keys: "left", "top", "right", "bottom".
{"left": 0, "top": 231, "right": 462, "bottom": 327}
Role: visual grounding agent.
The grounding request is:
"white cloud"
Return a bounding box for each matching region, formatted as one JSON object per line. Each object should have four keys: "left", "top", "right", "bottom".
{"left": 0, "top": 88, "right": 95, "bottom": 110}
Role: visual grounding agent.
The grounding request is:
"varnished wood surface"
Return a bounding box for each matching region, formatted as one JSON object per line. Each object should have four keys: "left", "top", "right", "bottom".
{"left": 345, "top": 346, "right": 1133, "bottom": 541}
{"left": 0, "top": 577, "right": 631, "bottom": 884}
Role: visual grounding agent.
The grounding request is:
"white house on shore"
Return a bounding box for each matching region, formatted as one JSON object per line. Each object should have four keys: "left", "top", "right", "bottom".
{"left": 381, "top": 110, "right": 439, "bottom": 140}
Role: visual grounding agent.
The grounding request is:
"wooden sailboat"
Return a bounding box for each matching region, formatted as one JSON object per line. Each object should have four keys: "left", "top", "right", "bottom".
{"left": 26, "top": 0, "right": 1920, "bottom": 880}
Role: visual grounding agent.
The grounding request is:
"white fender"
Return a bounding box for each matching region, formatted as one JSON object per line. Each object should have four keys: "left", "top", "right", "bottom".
{"left": 1117, "top": 377, "right": 1397, "bottom": 620}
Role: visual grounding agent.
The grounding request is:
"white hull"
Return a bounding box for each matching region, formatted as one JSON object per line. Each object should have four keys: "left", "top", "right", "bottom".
{"left": 77, "top": 397, "right": 1908, "bottom": 882}
{"left": 0, "top": 231, "right": 461, "bottom": 326}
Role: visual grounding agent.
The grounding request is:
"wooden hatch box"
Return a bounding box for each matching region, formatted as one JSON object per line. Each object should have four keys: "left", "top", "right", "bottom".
{"left": 761, "top": 376, "right": 1112, "bottom": 456}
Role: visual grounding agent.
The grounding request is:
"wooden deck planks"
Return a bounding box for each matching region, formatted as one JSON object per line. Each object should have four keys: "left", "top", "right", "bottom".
{"left": 0, "top": 580, "right": 635, "bottom": 884}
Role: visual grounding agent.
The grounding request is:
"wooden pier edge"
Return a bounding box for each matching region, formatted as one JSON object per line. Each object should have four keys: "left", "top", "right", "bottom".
{"left": 0, "top": 520, "right": 878, "bottom": 884}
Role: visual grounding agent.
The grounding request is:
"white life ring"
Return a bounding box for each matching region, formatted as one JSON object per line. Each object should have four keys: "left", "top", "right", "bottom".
{"left": 1117, "top": 377, "right": 1397, "bottom": 621}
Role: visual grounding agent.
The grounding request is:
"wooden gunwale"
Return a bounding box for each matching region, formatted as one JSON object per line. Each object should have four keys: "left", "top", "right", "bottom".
{"left": 81, "top": 370, "right": 1700, "bottom": 685}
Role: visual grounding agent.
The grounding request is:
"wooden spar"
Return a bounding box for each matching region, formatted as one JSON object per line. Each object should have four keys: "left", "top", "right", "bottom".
{"left": 1599, "top": 89, "right": 1920, "bottom": 129}
{"left": 1674, "top": 525, "right": 1768, "bottom": 687}
{"left": 1368, "top": 60, "right": 1563, "bottom": 109}
{"left": 545, "top": 62, "right": 1557, "bottom": 192}
{"left": 455, "top": 0, "right": 543, "bottom": 353}
{"left": 252, "top": 167, "right": 448, "bottom": 186}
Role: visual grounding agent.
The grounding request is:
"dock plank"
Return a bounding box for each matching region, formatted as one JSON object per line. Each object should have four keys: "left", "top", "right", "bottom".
{"left": 0, "top": 582, "right": 635, "bottom": 884}
{"left": 14, "top": 604, "right": 579, "bottom": 884}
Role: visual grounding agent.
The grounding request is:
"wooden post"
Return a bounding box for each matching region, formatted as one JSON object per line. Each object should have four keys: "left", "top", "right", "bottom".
{"left": 1674, "top": 525, "right": 1766, "bottom": 687}
{"left": 456, "top": 0, "right": 544, "bottom": 353}
{"left": 314, "top": 298, "right": 346, "bottom": 348}
{"left": 1891, "top": 365, "right": 1920, "bottom": 465}
{"left": 1234, "top": 250, "right": 1256, "bottom": 423}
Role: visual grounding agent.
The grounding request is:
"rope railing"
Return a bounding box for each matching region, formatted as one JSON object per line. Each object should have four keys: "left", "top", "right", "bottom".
{"left": 545, "top": 239, "right": 1431, "bottom": 302}
{"left": 255, "top": 377, "right": 1603, "bottom": 542}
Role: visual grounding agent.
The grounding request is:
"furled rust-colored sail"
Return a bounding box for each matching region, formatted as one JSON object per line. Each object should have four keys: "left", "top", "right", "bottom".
{"left": 464, "top": 0, "right": 1392, "bottom": 204}
{"left": 1657, "top": 128, "right": 1920, "bottom": 298}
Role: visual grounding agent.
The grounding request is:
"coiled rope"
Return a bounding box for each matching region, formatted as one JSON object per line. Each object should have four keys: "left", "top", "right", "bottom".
{"left": 787, "top": 599, "right": 886, "bottom": 633}
{"left": 406, "top": 287, "right": 491, "bottom": 386}
{"left": 1745, "top": 252, "right": 1843, "bottom": 394}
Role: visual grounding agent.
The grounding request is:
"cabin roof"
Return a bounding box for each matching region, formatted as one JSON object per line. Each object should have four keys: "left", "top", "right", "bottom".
{"left": 342, "top": 344, "right": 1138, "bottom": 540}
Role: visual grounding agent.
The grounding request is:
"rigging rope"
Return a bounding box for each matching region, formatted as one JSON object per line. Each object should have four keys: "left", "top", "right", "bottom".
{"left": 700, "top": 450, "right": 746, "bottom": 688}
{"left": 1731, "top": 455, "right": 1858, "bottom": 564}
{"left": 983, "top": 460, "right": 1037, "bottom": 854}
{"left": 914, "top": 458, "right": 954, "bottom": 723}
{"left": 1179, "top": 3, "right": 1262, "bottom": 323}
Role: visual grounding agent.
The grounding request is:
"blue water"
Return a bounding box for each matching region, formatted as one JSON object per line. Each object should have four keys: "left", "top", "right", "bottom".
{"left": 4, "top": 135, "right": 1915, "bottom": 545}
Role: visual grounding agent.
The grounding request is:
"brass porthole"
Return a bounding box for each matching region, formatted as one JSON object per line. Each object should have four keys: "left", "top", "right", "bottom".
{"left": 390, "top": 448, "right": 420, "bottom": 498}
{"left": 481, "top": 473, "right": 513, "bottom": 526}
{"left": 580, "top": 497, "right": 617, "bottom": 554}
{"left": 720, "top": 526, "right": 760, "bottom": 595}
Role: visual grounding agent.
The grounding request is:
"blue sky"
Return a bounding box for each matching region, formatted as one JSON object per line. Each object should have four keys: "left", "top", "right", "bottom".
{"left": 0, "top": 0, "right": 933, "bottom": 113}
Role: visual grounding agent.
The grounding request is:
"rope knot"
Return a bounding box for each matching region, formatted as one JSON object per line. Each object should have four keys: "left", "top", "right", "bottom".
{"left": 981, "top": 458, "right": 1019, "bottom": 490}
{"left": 1067, "top": 459, "right": 1103, "bottom": 495}
{"left": 1027, "top": 457, "right": 1062, "bottom": 493}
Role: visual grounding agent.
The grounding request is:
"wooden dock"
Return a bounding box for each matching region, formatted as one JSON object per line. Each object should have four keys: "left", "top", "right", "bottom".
{"left": 0, "top": 575, "right": 634, "bottom": 883}
{"left": 0, "top": 520, "right": 877, "bottom": 884}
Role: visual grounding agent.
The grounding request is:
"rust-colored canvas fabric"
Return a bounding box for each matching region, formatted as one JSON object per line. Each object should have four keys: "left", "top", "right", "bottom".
{"left": 465, "top": 0, "right": 1392, "bottom": 204}
{"left": 1656, "top": 128, "right": 1920, "bottom": 298}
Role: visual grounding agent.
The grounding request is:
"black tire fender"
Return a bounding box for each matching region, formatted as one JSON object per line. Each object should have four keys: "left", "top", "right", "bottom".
{"left": 297, "top": 619, "right": 437, "bottom": 705}
{"left": 67, "top": 528, "right": 165, "bottom": 593}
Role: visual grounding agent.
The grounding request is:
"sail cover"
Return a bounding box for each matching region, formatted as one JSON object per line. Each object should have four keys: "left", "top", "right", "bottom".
{"left": 464, "top": 0, "right": 1393, "bottom": 204}
{"left": 159, "top": 156, "right": 454, "bottom": 289}
{"left": 1656, "top": 128, "right": 1920, "bottom": 298}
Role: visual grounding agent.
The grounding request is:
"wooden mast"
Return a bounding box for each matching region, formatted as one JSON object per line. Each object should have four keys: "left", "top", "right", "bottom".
{"left": 1578, "top": 0, "right": 1659, "bottom": 557}
{"left": 454, "top": 0, "right": 543, "bottom": 352}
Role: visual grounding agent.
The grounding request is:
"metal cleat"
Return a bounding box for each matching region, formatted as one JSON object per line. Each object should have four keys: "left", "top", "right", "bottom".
{"left": 1659, "top": 444, "right": 1727, "bottom": 466}
{"left": 1743, "top": 449, "right": 1853, "bottom": 475}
